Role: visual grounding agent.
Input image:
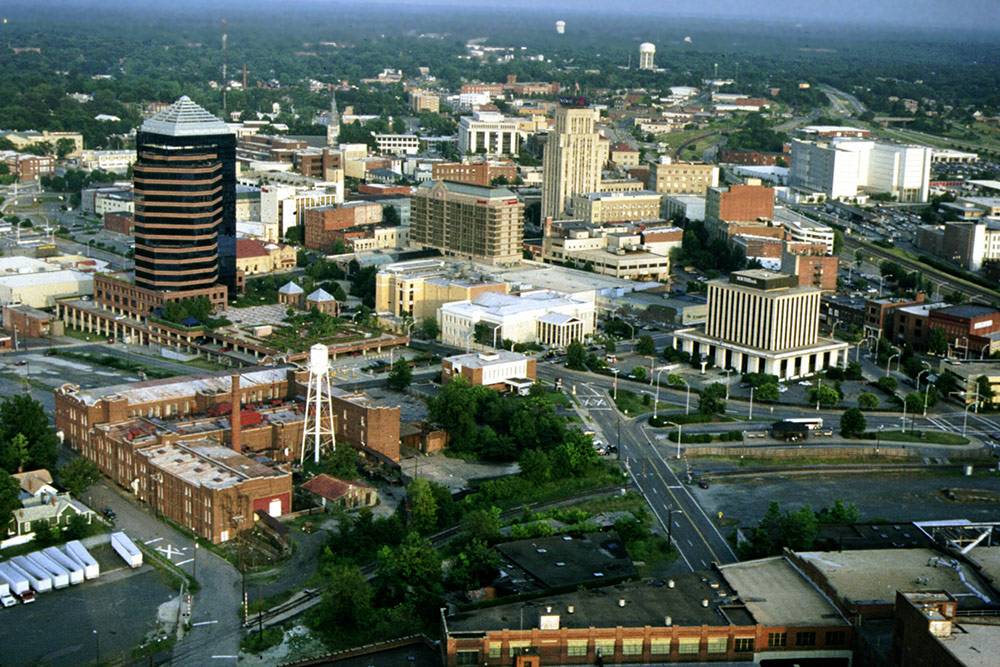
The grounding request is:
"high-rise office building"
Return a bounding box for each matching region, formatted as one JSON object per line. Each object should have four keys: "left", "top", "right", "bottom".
{"left": 410, "top": 180, "right": 523, "bottom": 265}
{"left": 639, "top": 42, "right": 656, "bottom": 70}
{"left": 134, "top": 96, "right": 237, "bottom": 296}
{"left": 673, "top": 269, "right": 849, "bottom": 378}
{"left": 542, "top": 104, "right": 604, "bottom": 220}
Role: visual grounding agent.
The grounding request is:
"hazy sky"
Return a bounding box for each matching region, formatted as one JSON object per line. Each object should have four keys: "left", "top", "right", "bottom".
{"left": 363, "top": 0, "right": 1000, "bottom": 31}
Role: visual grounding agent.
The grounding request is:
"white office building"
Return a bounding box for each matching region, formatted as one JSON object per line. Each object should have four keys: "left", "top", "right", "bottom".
{"left": 773, "top": 207, "right": 835, "bottom": 255}
{"left": 439, "top": 290, "right": 596, "bottom": 350}
{"left": 790, "top": 138, "right": 932, "bottom": 203}
{"left": 673, "top": 269, "right": 849, "bottom": 379}
{"left": 458, "top": 111, "right": 521, "bottom": 157}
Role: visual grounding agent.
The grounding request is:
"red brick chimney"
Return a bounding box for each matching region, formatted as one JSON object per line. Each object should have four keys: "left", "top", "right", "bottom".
{"left": 230, "top": 373, "right": 242, "bottom": 454}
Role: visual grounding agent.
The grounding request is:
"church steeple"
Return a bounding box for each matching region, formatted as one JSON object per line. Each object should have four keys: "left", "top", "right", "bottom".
{"left": 327, "top": 87, "right": 340, "bottom": 147}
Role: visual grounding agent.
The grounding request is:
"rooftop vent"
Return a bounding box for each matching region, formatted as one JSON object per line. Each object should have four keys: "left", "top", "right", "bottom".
{"left": 701, "top": 599, "right": 710, "bottom": 608}
{"left": 567, "top": 605, "right": 575, "bottom": 614}
{"left": 664, "top": 615, "right": 672, "bottom": 626}
{"left": 618, "top": 599, "right": 626, "bottom": 607}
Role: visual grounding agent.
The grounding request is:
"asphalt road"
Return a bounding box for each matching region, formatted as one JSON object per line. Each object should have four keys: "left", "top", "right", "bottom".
{"left": 87, "top": 482, "right": 244, "bottom": 666}
{"left": 540, "top": 365, "right": 739, "bottom": 572}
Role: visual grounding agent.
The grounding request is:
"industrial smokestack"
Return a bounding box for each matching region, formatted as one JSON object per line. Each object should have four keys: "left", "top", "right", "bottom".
{"left": 230, "top": 373, "right": 242, "bottom": 454}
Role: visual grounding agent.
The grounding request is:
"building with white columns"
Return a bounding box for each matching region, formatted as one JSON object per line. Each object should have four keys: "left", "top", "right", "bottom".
{"left": 672, "top": 269, "right": 848, "bottom": 379}
{"left": 458, "top": 110, "right": 521, "bottom": 157}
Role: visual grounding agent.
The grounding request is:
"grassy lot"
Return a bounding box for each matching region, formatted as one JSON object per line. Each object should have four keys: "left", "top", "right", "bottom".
{"left": 48, "top": 348, "right": 176, "bottom": 379}
{"left": 870, "top": 430, "right": 969, "bottom": 446}
{"left": 612, "top": 389, "right": 672, "bottom": 416}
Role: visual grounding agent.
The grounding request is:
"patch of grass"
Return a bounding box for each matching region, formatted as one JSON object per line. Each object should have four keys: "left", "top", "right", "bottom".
{"left": 465, "top": 463, "right": 623, "bottom": 511}
{"left": 132, "top": 634, "right": 176, "bottom": 661}
{"left": 691, "top": 454, "right": 910, "bottom": 466}
{"left": 247, "top": 589, "right": 296, "bottom": 615}
{"left": 612, "top": 389, "right": 669, "bottom": 416}
{"left": 869, "top": 430, "right": 969, "bottom": 446}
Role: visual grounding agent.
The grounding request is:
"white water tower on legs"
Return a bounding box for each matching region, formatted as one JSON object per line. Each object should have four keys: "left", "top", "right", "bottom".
{"left": 301, "top": 343, "right": 336, "bottom": 465}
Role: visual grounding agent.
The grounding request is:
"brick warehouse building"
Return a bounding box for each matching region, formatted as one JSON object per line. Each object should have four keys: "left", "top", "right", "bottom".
{"left": 55, "top": 366, "right": 402, "bottom": 540}
{"left": 442, "top": 556, "right": 854, "bottom": 667}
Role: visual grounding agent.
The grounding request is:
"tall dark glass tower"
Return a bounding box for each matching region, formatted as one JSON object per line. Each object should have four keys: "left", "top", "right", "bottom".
{"left": 134, "top": 96, "right": 237, "bottom": 296}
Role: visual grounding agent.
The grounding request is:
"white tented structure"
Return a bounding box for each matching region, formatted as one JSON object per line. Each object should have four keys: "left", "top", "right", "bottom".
{"left": 300, "top": 343, "right": 336, "bottom": 465}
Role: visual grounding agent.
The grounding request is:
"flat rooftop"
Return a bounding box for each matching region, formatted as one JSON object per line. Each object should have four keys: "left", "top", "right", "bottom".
{"left": 796, "top": 549, "right": 994, "bottom": 608}
{"left": 490, "top": 262, "right": 659, "bottom": 294}
{"left": 70, "top": 367, "right": 291, "bottom": 407}
{"left": 139, "top": 439, "right": 285, "bottom": 490}
{"left": 446, "top": 575, "right": 749, "bottom": 633}
{"left": 941, "top": 618, "right": 1000, "bottom": 667}
{"left": 719, "top": 557, "right": 847, "bottom": 627}
{"left": 496, "top": 532, "right": 636, "bottom": 589}
{"left": 444, "top": 350, "right": 528, "bottom": 369}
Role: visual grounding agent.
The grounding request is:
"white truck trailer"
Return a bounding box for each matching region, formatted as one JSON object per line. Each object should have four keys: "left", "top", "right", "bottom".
{"left": 64, "top": 540, "right": 100, "bottom": 580}
{"left": 43, "top": 546, "right": 85, "bottom": 585}
{"left": 25, "top": 552, "right": 71, "bottom": 589}
{"left": 110, "top": 532, "right": 142, "bottom": 568}
{"left": 0, "top": 562, "right": 30, "bottom": 597}
{"left": 10, "top": 556, "right": 52, "bottom": 593}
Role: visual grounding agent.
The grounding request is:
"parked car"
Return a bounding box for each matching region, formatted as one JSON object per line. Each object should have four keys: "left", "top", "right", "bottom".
{"left": 0, "top": 594, "right": 16, "bottom": 608}
{"left": 102, "top": 507, "right": 116, "bottom": 521}
{"left": 698, "top": 479, "right": 710, "bottom": 489}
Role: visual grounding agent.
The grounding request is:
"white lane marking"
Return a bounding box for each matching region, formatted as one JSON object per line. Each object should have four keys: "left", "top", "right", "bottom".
{"left": 144, "top": 537, "right": 163, "bottom": 545}
{"left": 211, "top": 656, "right": 239, "bottom": 660}
{"left": 192, "top": 620, "right": 218, "bottom": 627}
{"left": 176, "top": 558, "right": 194, "bottom": 566}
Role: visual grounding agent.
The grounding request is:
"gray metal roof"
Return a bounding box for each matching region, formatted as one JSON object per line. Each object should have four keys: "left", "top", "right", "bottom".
{"left": 140, "top": 96, "right": 233, "bottom": 137}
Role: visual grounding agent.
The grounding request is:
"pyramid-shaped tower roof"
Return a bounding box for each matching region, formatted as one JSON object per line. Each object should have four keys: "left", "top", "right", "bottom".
{"left": 141, "top": 96, "right": 233, "bottom": 137}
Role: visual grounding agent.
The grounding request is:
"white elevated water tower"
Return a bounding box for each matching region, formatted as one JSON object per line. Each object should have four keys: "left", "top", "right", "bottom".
{"left": 639, "top": 42, "right": 656, "bottom": 70}
{"left": 300, "top": 343, "right": 336, "bottom": 465}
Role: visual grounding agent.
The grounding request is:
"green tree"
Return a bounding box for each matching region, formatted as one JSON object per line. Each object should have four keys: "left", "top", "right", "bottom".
{"left": 840, "top": 407, "right": 867, "bottom": 437}
{"left": 0, "top": 473, "right": 19, "bottom": 533}
{"left": 817, "top": 500, "right": 861, "bottom": 525}
{"left": 604, "top": 338, "right": 616, "bottom": 354}
{"left": 857, "top": 392, "right": 880, "bottom": 410}
{"left": 699, "top": 383, "right": 727, "bottom": 415}
{"left": 320, "top": 445, "right": 359, "bottom": 480}
{"left": 8, "top": 433, "right": 30, "bottom": 474}
{"left": 755, "top": 383, "right": 779, "bottom": 402}
{"left": 387, "top": 359, "right": 413, "bottom": 391}
{"left": 0, "top": 396, "right": 60, "bottom": 474}
{"left": 461, "top": 507, "right": 501, "bottom": 543}
{"left": 31, "top": 519, "right": 58, "bottom": 546}
{"left": 876, "top": 376, "right": 898, "bottom": 394}
{"left": 65, "top": 513, "right": 92, "bottom": 540}
{"left": 928, "top": 328, "right": 948, "bottom": 356}
{"left": 808, "top": 384, "right": 840, "bottom": 408}
{"left": 782, "top": 506, "right": 820, "bottom": 550}
{"left": 845, "top": 362, "right": 863, "bottom": 380}
{"left": 382, "top": 205, "right": 401, "bottom": 226}
{"left": 565, "top": 340, "right": 588, "bottom": 371}
{"left": 406, "top": 478, "right": 438, "bottom": 534}
{"left": 418, "top": 317, "right": 440, "bottom": 340}
{"left": 374, "top": 532, "right": 443, "bottom": 613}
{"left": 59, "top": 458, "right": 101, "bottom": 497}
{"left": 311, "top": 562, "right": 375, "bottom": 641}
{"left": 636, "top": 335, "right": 656, "bottom": 356}
{"left": 976, "top": 376, "right": 994, "bottom": 405}
{"left": 518, "top": 448, "right": 552, "bottom": 484}
{"left": 631, "top": 366, "right": 647, "bottom": 382}
{"left": 553, "top": 430, "right": 598, "bottom": 474}
{"left": 447, "top": 539, "right": 499, "bottom": 591}
{"left": 55, "top": 137, "right": 77, "bottom": 159}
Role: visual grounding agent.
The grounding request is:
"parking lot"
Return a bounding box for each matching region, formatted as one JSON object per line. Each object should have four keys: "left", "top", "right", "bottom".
{"left": 2, "top": 544, "right": 176, "bottom": 667}
{"left": 694, "top": 470, "right": 1000, "bottom": 529}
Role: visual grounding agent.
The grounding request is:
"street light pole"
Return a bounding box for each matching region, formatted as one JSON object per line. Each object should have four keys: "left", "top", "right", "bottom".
{"left": 748, "top": 386, "right": 755, "bottom": 421}
{"left": 724, "top": 368, "right": 731, "bottom": 400}
{"left": 653, "top": 367, "right": 668, "bottom": 420}
{"left": 93, "top": 629, "right": 100, "bottom": 664}
{"left": 666, "top": 421, "right": 682, "bottom": 459}
{"left": 611, "top": 368, "right": 619, "bottom": 400}
{"left": 923, "top": 381, "right": 933, "bottom": 417}
{"left": 680, "top": 378, "right": 691, "bottom": 415}
{"left": 886, "top": 353, "right": 899, "bottom": 377}
{"left": 916, "top": 365, "right": 931, "bottom": 393}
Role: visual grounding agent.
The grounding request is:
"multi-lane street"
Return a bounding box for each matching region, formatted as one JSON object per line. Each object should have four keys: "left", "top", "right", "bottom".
{"left": 537, "top": 359, "right": 992, "bottom": 573}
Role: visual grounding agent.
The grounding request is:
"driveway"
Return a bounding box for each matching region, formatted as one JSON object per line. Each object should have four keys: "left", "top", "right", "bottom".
{"left": 87, "top": 481, "right": 244, "bottom": 665}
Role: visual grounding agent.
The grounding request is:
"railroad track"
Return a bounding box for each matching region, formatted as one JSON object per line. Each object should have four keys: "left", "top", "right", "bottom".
{"left": 247, "top": 485, "right": 625, "bottom": 628}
